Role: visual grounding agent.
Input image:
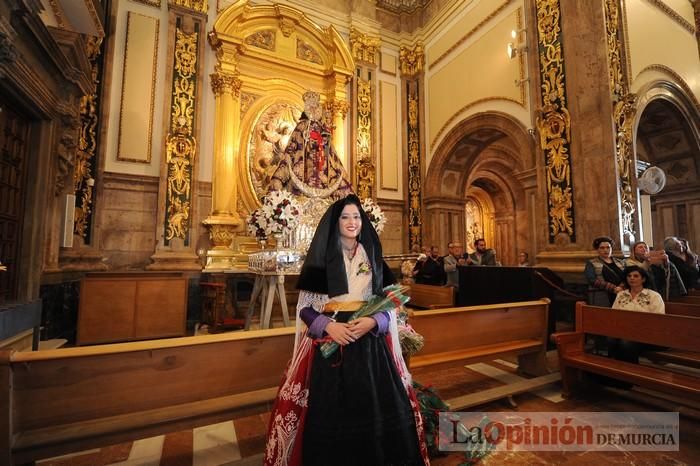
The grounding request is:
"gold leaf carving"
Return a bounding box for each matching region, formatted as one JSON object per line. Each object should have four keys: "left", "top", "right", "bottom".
{"left": 356, "top": 78, "right": 374, "bottom": 199}
{"left": 407, "top": 86, "right": 422, "bottom": 249}
{"left": 399, "top": 42, "right": 424, "bottom": 78}
{"left": 349, "top": 27, "right": 381, "bottom": 65}
{"left": 296, "top": 38, "right": 323, "bottom": 65}
{"left": 244, "top": 30, "right": 276, "bottom": 51}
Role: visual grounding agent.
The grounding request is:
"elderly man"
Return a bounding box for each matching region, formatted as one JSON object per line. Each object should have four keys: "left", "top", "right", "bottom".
{"left": 444, "top": 241, "right": 468, "bottom": 286}
{"left": 625, "top": 241, "right": 686, "bottom": 300}
{"left": 413, "top": 245, "right": 446, "bottom": 285}
{"left": 466, "top": 238, "right": 497, "bottom": 266}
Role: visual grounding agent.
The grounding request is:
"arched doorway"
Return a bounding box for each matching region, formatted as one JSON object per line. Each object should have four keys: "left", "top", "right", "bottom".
{"left": 634, "top": 83, "right": 700, "bottom": 252}
{"left": 425, "top": 112, "right": 536, "bottom": 265}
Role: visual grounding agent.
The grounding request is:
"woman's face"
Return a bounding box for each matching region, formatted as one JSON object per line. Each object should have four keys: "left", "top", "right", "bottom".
{"left": 339, "top": 204, "right": 362, "bottom": 240}
{"left": 597, "top": 241, "right": 612, "bottom": 258}
{"left": 626, "top": 271, "right": 645, "bottom": 288}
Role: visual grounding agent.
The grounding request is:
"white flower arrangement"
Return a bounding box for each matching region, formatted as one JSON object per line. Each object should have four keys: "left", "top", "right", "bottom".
{"left": 361, "top": 198, "right": 386, "bottom": 235}
{"left": 247, "top": 190, "right": 302, "bottom": 239}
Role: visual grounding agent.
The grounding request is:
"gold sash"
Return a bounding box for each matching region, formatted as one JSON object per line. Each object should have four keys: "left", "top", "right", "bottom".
{"left": 323, "top": 300, "right": 366, "bottom": 314}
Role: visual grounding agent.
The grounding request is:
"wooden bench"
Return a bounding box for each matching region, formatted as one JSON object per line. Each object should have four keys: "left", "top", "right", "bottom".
{"left": 406, "top": 283, "right": 455, "bottom": 309}
{"left": 553, "top": 302, "right": 700, "bottom": 399}
{"left": 1, "top": 327, "right": 295, "bottom": 465}
{"left": 673, "top": 295, "right": 700, "bottom": 305}
{"left": 666, "top": 301, "right": 700, "bottom": 318}
{"left": 409, "top": 299, "right": 559, "bottom": 409}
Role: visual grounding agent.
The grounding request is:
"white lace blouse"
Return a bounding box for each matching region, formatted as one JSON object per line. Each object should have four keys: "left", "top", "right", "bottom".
{"left": 612, "top": 288, "right": 665, "bottom": 314}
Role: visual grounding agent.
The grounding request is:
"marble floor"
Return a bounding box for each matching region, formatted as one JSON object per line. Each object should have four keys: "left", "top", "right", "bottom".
{"left": 37, "top": 354, "right": 700, "bottom": 466}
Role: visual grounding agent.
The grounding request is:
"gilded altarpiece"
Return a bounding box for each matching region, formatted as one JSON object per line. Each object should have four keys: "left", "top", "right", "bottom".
{"left": 605, "top": 0, "right": 637, "bottom": 245}
{"left": 206, "top": 1, "right": 354, "bottom": 269}
{"left": 535, "top": 0, "right": 576, "bottom": 243}
{"left": 400, "top": 43, "right": 424, "bottom": 250}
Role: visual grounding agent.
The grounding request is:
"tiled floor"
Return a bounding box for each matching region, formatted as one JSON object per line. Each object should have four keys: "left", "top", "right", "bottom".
{"left": 38, "top": 354, "right": 699, "bottom": 465}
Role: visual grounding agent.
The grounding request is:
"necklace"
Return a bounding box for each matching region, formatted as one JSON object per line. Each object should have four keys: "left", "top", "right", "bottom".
{"left": 343, "top": 241, "right": 359, "bottom": 260}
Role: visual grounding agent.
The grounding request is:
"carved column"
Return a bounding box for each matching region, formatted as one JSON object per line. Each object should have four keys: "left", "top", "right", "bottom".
{"left": 350, "top": 27, "right": 380, "bottom": 200}
{"left": 202, "top": 70, "right": 243, "bottom": 269}
{"left": 400, "top": 42, "right": 425, "bottom": 250}
{"left": 148, "top": 8, "right": 206, "bottom": 270}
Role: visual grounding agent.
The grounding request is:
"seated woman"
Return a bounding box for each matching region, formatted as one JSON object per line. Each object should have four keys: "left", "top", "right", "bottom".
{"left": 584, "top": 236, "right": 625, "bottom": 307}
{"left": 608, "top": 265, "right": 665, "bottom": 364}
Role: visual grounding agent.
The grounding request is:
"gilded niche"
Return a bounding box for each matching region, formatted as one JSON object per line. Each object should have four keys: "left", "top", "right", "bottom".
{"left": 248, "top": 102, "right": 302, "bottom": 199}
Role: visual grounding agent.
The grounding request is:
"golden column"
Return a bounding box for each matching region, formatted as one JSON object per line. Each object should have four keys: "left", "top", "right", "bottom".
{"left": 203, "top": 71, "right": 243, "bottom": 270}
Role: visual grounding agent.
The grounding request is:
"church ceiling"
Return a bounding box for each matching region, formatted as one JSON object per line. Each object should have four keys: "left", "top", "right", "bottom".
{"left": 445, "top": 128, "right": 506, "bottom": 171}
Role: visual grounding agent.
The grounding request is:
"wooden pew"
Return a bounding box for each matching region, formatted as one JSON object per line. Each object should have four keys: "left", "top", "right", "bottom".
{"left": 409, "top": 299, "right": 559, "bottom": 409}
{"left": 1, "top": 327, "right": 295, "bottom": 465}
{"left": 666, "top": 301, "right": 700, "bottom": 318}
{"left": 673, "top": 295, "right": 700, "bottom": 305}
{"left": 688, "top": 289, "right": 700, "bottom": 297}
{"left": 406, "top": 283, "right": 455, "bottom": 309}
{"left": 553, "top": 302, "right": 700, "bottom": 399}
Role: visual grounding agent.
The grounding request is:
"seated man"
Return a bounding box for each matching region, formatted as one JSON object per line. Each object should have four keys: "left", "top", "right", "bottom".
{"left": 414, "top": 246, "right": 446, "bottom": 285}
{"left": 466, "top": 238, "right": 497, "bottom": 266}
{"left": 444, "top": 241, "right": 467, "bottom": 287}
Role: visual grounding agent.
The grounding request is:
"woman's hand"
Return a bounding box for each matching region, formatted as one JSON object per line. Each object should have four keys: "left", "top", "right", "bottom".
{"left": 325, "top": 322, "right": 356, "bottom": 345}
{"left": 614, "top": 286, "right": 624, "bottom": 293}
{"left": 349, "top": 317, "right": 377, "bottom": 339}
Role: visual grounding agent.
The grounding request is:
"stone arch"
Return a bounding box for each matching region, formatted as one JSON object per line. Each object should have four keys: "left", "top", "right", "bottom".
{"left": 424, "top": 111, "right": 536, "bottom": 265}
{"left": 633, "top": 79, "right": 700, "bottom": 250}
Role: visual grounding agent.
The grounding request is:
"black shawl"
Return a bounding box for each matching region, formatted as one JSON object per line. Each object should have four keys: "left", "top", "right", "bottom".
{"left": 297, "top": 194, "right": 395, "bottom": 297}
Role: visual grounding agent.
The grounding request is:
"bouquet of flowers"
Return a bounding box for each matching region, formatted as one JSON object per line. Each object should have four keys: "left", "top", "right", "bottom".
{"left": 361, "top": 197, "right": 386, "bottom": 235}
{"left": 321, "top": 284, "right": 410, "bottom": 358}
{"left": 246, "top": 190, "right": 302, "bottom": 239}
{"left": 246, "top": 207, "right": 268, "bottom": 239}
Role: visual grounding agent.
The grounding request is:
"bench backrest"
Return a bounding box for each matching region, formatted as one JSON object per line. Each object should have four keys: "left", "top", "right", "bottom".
{"left": 673, "top": 295, "right": 700, "bottom": 305}
{"left": 575, "top": 302, "right": 700, "bottom": 351}
{"left": 3, "top": 327, "right": 294, "bottom": 433}
{"left": 666, "top": 301, "right": 700, "bottom": 318}
{"left": 407, "top": 284, "right": 454, "bottom": 309}
{"left": 409, "top": 299, "right": 549, "bottom": 356}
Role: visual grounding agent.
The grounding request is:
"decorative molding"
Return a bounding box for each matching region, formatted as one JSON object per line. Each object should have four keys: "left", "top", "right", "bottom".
{"left": 535, "top": 0, "right": 575, "bottom": 243}
{"left": 47, "top": 0, "right": 67, "bottom": 29}
{"left": 430, "top": 97, "right": 523, "bottom": 150}
{"left": 240, "top": 92, "right": 260, "bottom": 118}
{"left": 356, "top": 78, "right": 374, "bottom": 199}
{"left": 606, "top": 0, "right": 637, "bottom": 244}
{"left": 130, "top": 0, "right": 161, "bottom": 7}
{"left": 83, "top": 0, "right": 105, "bottom": 37}
{"left": 168, "top": 0, "right": 207, "bottom": 14}
{"left": 210, "top": 71, "right": 242, "bottom": 97}
{"left": 164, "top": 26, "right": 199, "bottom": 246}
{"left": 296, "top": 38, "right": 323, "bottom": 65}
{"left": 636, "top": 63, "right": 700, "bottom": 110}
{"left": 279, "top": 17, "right": 296, "bottom": 38}
{"left": 407, "top": 84, "right": 422, "bottom": 250}
{"left": 645, "top": 0, "right": 696, "bottom": 34}
{"left": 430, "top": 0, "right": 514, "bottom": 68}
{"left": 0, "top": 29, "right": 18, "bottom": 77}
{"left": 73, "top": 37, "right": 103, "bottom": 243}
{"left": 349, "top": 27, "right": 381, "bottom": 65}
{"left": 244, "top": 30, "right": 276, "bottom": 51}
{"left": 117, "top": 13, "right": 159, "bottom": 163}
{"left": 399, "top": 42, "right": 424, "bottom": 78}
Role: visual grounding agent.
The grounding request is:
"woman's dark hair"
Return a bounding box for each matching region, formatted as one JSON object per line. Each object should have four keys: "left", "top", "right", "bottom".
{"left": 592, "top": 236, "right": 614, "bottom": 249}
{"left": 622, "top": 265, "right": 650, "bottom": 288}
{"left": 297, "top": 194, "right": 394, "bottom": 297}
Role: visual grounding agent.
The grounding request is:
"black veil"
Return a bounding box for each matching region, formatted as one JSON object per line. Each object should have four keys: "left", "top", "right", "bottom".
{"left": 297, "top": 194, "right": 395, "bottom": 297}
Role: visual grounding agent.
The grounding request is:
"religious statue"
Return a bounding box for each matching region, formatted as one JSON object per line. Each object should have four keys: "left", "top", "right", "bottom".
{"left": 268, "top": 91, "right": 353, "bottom": 199}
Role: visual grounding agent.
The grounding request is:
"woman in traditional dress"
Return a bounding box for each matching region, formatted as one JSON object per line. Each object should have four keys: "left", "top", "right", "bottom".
{"left": 584, "top": 236, "right": 625, "bottom": 307}
{"left": 264, "top": 194, "right": 429, "bottom": 466}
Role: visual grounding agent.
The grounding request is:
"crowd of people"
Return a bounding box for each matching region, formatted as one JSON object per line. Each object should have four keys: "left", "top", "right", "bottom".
{"left": 401, "top": 238, "right": 511, "bottom": 287}
{"left": 584, "top": 235, "right": 699, "bottom": 366}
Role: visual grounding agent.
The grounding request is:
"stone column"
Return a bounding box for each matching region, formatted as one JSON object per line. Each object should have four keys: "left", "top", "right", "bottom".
{"left": 203, "top": 71, "right": 243, "bottom": 270}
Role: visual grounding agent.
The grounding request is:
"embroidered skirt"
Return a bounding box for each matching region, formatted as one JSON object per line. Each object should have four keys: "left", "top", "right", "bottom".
{"left": 302, "top": 320, "right": 424, "bottom": 465}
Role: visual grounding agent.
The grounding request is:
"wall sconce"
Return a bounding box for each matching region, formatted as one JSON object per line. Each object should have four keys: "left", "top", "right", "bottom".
{"left": 507, "top": 28, "right": 527, "bottom": 59}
